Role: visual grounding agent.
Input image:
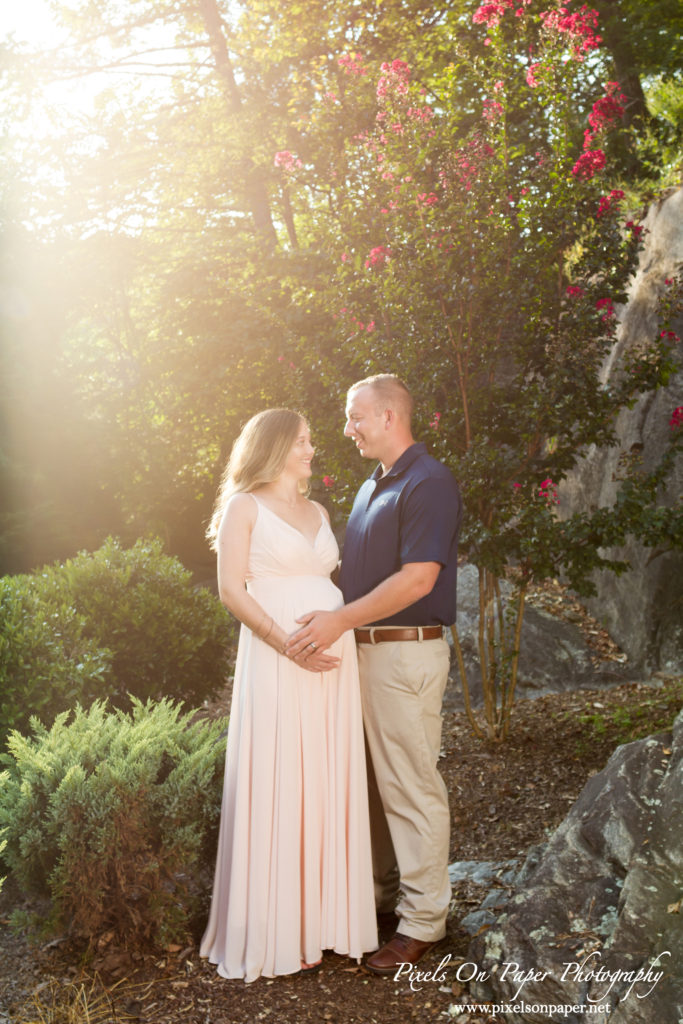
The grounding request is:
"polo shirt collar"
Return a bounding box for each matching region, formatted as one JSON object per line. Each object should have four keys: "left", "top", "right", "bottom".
{"left": 371, "top": 442, "right": 427, "bottom": 482}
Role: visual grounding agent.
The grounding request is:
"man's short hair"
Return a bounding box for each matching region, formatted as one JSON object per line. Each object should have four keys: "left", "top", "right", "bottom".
{"left": 348, "top": 373, "right": 414, "bottom": 421}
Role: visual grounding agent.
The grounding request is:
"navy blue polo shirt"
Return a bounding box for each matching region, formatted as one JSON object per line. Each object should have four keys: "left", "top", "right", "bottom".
{"left": 338, "top": 443, "right": 462, "bottom": 626}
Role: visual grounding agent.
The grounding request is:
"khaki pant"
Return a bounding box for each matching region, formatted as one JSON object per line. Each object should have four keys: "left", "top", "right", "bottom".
{"left": 357, "top": 634, "right": 451, "bottom": 942}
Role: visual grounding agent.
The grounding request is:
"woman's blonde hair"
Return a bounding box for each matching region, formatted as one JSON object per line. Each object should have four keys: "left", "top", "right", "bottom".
{"left": 206, "top": 408, "right": 307, "bottom": 549}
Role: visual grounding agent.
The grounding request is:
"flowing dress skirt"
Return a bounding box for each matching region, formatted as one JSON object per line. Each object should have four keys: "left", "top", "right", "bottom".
{"left": 200, "top": 571, "right": 377, "bottom": 982}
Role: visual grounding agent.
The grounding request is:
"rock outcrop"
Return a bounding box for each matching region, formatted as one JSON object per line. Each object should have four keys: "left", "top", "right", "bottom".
{"left": 468, "top": 710, "right": 683, "bottom": 1023}
{"left": 445, "top": 565, "right": 630, "bottom": 712}
{"left": 560, "top": 187, "right": 683, "bottom": 674}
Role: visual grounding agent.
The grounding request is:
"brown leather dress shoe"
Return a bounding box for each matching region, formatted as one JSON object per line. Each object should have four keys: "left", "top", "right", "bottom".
{"left": 364, "top": 932, "right": 442, "bottom": 976}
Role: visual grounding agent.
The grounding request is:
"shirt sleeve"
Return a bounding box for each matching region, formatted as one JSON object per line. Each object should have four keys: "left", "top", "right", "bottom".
{"left": 399, "top": 474, "right": 462, "bottom": 566}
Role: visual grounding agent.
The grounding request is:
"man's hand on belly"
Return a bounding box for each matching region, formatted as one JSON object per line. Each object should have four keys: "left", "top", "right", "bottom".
{"left": 286, "top": 562, "right": 442, "bottom": 661}
{"left": 285, "top": 609, "right": 349, "bottom": 660}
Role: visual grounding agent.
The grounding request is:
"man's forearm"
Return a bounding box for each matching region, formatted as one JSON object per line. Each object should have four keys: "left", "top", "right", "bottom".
{"left": 286, "top": 562, "right": 442, "bottom": 657}
{"left": 338, "top": 562, "right": 440, "bottom": 631}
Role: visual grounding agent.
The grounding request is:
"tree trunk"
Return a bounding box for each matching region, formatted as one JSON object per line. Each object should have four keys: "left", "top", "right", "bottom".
{"left": 198, "top": 0, "right": 278, "bottom": 247}
{"left": 593, "top": 1, "right": 649, "bottom": 127}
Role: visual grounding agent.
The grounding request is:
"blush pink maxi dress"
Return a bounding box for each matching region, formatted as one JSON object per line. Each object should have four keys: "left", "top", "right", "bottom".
{"left": 200, "top": 497, "right": 378, "bottom": 982}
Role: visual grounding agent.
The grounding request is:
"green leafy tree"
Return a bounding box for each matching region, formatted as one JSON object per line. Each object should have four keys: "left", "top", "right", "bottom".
{"left": 2, "top": 0, "right": 682, "bottom": 735}
{"left": 2, "top": 0, "right": 682, "bottom": 571}
{"left": 277, "top": 2, "right": 683, "bottom": 737}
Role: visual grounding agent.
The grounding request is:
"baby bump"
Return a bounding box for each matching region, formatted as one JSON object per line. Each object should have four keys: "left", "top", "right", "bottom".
{"left": 247, "top": 574, "right": 344, "bottom": 634}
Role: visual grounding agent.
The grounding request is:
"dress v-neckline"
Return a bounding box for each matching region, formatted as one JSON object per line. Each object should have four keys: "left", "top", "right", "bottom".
{"left": 252, "top": 495, "right": 325, "bottom": 549}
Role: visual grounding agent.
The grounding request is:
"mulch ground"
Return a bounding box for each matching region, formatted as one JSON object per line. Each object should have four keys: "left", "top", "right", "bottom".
{"left": 2, "top": 591, "right": 681, "bottom": 1023}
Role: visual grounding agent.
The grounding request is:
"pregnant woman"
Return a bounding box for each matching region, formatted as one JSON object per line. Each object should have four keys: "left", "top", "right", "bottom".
{"left": 200, "top": 408, "right": 377, "bottom": 982}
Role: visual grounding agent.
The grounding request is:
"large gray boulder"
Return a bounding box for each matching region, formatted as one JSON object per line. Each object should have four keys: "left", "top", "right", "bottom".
{"left": 560, "top": 187, "right": 683, "bottom": 674}
{"left": 445, "top": 565, "right": 630, "bottom": 712}
{"left": 468, "top": 710, "right": 683, "bottom": 1023}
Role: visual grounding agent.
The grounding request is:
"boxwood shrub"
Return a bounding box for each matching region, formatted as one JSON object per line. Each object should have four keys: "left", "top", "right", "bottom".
{"left": 0, "top": 537, "right": 234, "bottom": 746}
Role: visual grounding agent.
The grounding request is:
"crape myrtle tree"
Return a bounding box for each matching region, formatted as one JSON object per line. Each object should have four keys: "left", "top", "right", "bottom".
{"left": 2, "top": 0, "right": 478, "bottom": 558}
{"left": 3, "top": 0, "right": 681, "bottom": 734}
{"left": 2, "top": 0, "right": 677, "bottom": 569}
{"left": 276, "top": 1, "right": 683, "bottom": 738}
{"left": 2, "top": 0, "right": 681, "bottom": 571}
{"left": 1, "top": 0, "right": 477, "bottom": 565}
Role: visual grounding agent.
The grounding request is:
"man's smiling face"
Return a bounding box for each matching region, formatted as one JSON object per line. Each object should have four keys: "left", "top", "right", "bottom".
{"left": 344, "top": 385, "right": 387, "bottom": 461}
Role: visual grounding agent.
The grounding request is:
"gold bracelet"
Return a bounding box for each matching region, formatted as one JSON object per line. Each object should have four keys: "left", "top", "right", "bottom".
{"left": 254, "top": 611, "right": 270, "bottom": 639}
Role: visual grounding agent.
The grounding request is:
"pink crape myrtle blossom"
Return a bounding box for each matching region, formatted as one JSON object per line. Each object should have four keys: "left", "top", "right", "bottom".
{"left": 588, "top": 81, "right": 626, "bottom": 133}
{"left": 473, "top": 1, "right": 515, "bottom": 28}
{"left": 429, "top": 412, "right": 442, "bottom": 430}
{"left": 595, "top": 297, "right": 615, "bottom": 322}
{"left": 566, "top": 285, "right": 584, "bottom": 297}
{"left": 573, "top": 81, "right": 625, "bottom": 181}
{"left": 338, "top": 53, "right": 368, "bottom": 76}
{"left": 571, "top": 147, "right": 606, "bottom": 180}
{"left": 406, "top": 105, "right": 434, "bottom": 123}
{"left": 273, "top": 150, "right": 302, "bottom": 171}
{"left": 322, "top": 475, "right": 335, "bottom": 487}
{"left": 596, "top": 189, "right": 625, "bottom": 218}
{"left": 625, "top": 220, "right": 644, "bottom": 237}
{"left": 540, "top": 5, "right": 602, "bottom": 57}
{"left": 377, "top": 59, "right": 411, "bottom": 100}
{"left": 526, "top": 62, "right": 543, "bottom": 87}
{"left": 660, "top": 330, "right": 681, "bottom": 344}
{"left": 448, "top": 135, "right": 495, "bottom": 192}
{"left": 670, "top": 407, "right": 683, "bottom": 430}
{"left": 364, "top": 245, "right": 391, "bottom": 269}
{"left": 483, "top": 98, "right": 504, "bottom": 123}
{"left": 538, "top": 478, "right": 560, "bottom": 505}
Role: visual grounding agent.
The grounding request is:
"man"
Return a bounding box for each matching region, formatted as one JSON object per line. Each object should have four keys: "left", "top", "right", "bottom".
{"left": 285, "top": 373, "right": 462, "bottom": 974}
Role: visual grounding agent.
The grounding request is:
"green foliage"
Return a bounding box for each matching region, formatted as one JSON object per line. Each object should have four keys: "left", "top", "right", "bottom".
{"left": 567, "top": 676, "right": 683, "bottom": 754}
{"left": 3, "top": 0, "right": 682, "bottom": 566}
{"left": 272, "top": 9, "right": 682, "bottom": 738}
{"left": 638, "top": 73, "right": 683, "bottom": 190}
{"left": 0, "top": 573, "right": 112, "bottom": 746}
{"left": 2, "top": 1, "right": 681, "bottom": 744}
{"left": 0, "top": 833, "right": 6, "bottom": 895}
{"left": 0, "top": 698, "right": 227, "bottom": 947}
{"left": 0, "top": 537, "right": 234, "bottom": 747}
{"left": 297, "top": 32, "right": 680, "bottom": 590}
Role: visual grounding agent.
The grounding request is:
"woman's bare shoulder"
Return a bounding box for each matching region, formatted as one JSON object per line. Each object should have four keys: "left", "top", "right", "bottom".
{"left": 219, "top": 492, "right": 257, "bottom": 531}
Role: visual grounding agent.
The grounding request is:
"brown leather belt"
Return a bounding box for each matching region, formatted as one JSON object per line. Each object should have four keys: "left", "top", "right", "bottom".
{"left": 354, "top": 626, "right": 444, "bottom": 644}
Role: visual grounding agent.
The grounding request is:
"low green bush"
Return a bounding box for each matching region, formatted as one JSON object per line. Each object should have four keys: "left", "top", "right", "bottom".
{"left": 0, "top": 537, "right": 234, "bottom": 745}
{"left": 0, "top": 574, "right": 111, "bottom": 743}
{"left": 0, "top": 698, "right": 227, "bottom": 947}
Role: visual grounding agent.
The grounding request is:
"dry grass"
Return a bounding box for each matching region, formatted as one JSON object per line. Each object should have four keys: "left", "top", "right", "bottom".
{"left": 15, "top": 974, "right": 141, "bottom": 1024}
